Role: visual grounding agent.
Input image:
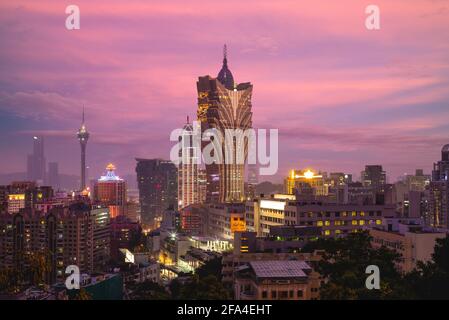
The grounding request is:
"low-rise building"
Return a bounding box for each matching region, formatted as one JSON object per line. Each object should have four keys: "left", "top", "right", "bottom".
{"left": 246, "top": 195, "right": 396, "bottom": 237}
{"left": 222, "top": 251, "right": 322, "bottom": 285}
{"left": 178, "top": 247, "right": 221, "bottom": 273}
{"left": 234, "top": 260, "right": 320, "bottom": 300}
{"left": 369, "top": 218, "right": 448, "bottom": 273}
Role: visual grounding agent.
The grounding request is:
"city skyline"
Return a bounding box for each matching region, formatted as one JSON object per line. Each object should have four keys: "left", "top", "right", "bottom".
{"left": 1, "top": 0, "right": 449, "bottom": 183}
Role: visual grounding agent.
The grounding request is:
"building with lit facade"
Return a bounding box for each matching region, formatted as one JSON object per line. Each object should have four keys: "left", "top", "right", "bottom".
{"left": 429, "top": 144, "right": 449, "bottom": 228}
{"left": 93, "top": 164, "right": 127, "bottom": 218}
{"left": 0, "top": 181, "right": 53, "bottom": 214}
{"left": 284, "top": 169, "right": 328, "bottom": 196}
{"left": 135, "top": 158, "right": 177, "bottom": 229}
{"left": 179, "top": 204, "right": 207, "bottom": 236}
{"left": 0, "top": 203, "right": 110, "bottom": 283}
{"left": 245, "top": 195, "right": 396, "bottom": 237}
{"left": 233, "top": 225, "right": 321, "bottom": 255}
{"left": 198, "top": 169, "right": 207, "bottom": 203}
{"left": 207, "top": 202, "right": 246, "bottom": 240}
{"left": 177, "top": 117, "right": 201, "bottom": 209}
{"left": 110, "top": 215, "right": 141, "bottom": 261}
{"left": 197, "top": 45, "right": 253, "bottom": 203}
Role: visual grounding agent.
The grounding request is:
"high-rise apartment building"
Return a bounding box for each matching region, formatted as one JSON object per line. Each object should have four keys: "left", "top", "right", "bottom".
{"left": 93, "top": 164, "right": 127, "bottom": 218}
{"left": 429, "top": 144, "right": 449, "bottom": 228}
{"left": 197, "top": 45, "right": 253, "bottom": 203}
{"left": 135, "top": 159, "right": 177, "bottom": 228}
{"left": 0, "top": 203, "right": 110, "bottom": 284}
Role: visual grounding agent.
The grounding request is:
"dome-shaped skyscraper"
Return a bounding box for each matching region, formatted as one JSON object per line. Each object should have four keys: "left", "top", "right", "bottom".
{"left": 197, "top": 45, "right": 253, "bottom": 203}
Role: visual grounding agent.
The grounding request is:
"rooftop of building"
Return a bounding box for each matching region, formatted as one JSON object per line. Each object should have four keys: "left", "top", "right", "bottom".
{"left": 248, "top": 260, "right": 312, "bottom": 279}
{"left": 268, "top": 225, "right": 322, "bottom": 238}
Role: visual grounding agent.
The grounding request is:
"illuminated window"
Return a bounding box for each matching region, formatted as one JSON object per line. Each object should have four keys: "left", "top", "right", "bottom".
{"left": 324, "top": 230, "right": 330, "bottom": 236}
{"left": 352, "top": 220, "right": 357, "bottom": 225}
{"left": 351, "top": 211, "right": 357, "bottom": 217}
{"left": 376, "top": 220, "right": 382, "bottom": 225}
{"left": 334, "top": 220, "right": 341, "bottom": 226}
{"left": 360, "top": 211, "right": 365, "bottom": 216}
{"left": 359, "top": 220, "right": 365, "bottom": 225}
{"left": 335, "top": 230, "right": 341, "bottom": 234}
{"left": 317, "top": 221, "right": 323, "bottom": 227}
{"left": 342, "top": 211, "right": 347, "bottom": 217}
{"left": 325, "top": 221, "right": 330, "bottom": 226}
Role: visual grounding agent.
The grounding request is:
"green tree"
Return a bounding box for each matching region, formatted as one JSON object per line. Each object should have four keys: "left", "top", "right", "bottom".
{"left": 72, "top": 288, "right": 92, "bottom": 300}
{"left": 307, "top": 232, "right": 409, "bottom": 299}
{"left": 404, "top": 235, "right": 449, "bottom": 299}
{"left": 128, "top": 281, "right": 170, "bottom": 300}
{"left": 177, "top": 274, "right": 230, "bottom": 300}
{"left": 195, "top": 257, "right": 223, "bottom": 280}
{"left": 26, "top": 250, "right": 52, "bottom": 286}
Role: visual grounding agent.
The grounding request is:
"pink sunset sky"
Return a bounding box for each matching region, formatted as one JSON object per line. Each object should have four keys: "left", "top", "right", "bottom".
{"left": 0, "top": 0, "right": 448, "bottom": 183}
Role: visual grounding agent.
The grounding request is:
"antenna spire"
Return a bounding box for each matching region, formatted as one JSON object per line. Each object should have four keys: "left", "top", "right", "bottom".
{"left": 82, "top": 105, "right": 85, "bottom": 124}
{"left": 223, "top": 44, "right": 227, "bottom": 63}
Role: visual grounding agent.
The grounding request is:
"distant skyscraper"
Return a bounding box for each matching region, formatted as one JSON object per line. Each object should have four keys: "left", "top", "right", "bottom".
{"left": 361, "top": 165, "right": 386, "bottom": 191}
{"left": 93, "top": 164, "right": 127, "bottom": 218}
{"left": 178, "top": 116, "right": 201, "bottom": 209}
{"left": 135, "top": 159, "right": 177, "bottom": 228}
{"left": 246, "top": 164, "right": 259, "bottom": 200}
{"left": 360, "top": 165, "right": 388, "bottom": 205}
{"left": 196, "top": 45, "right": 253, "bottom": 203}
{"left": 77, "top": 108, "right": 90, "bottom": 190}
{"left": 429, "top": 144, "right": 449, "bottom": 228}
{"left": 26, "top": 136, "right": 46, "bottom": 183}
{"left": 405, "top": 169, "right": 430, "bottom": 192}
{"left": 48, "top": 162, "right": 60, "bottom": 190}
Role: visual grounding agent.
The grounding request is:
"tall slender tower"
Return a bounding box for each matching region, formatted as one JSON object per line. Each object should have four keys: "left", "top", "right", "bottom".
{"left": 178, "top": 116, "right": 201, "bottom": 209}
{"left": 26, "top": 136, "right": 46, "bottom": 183}
{"left": 77, "top": 107, "right": 90, "bottom": 190}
